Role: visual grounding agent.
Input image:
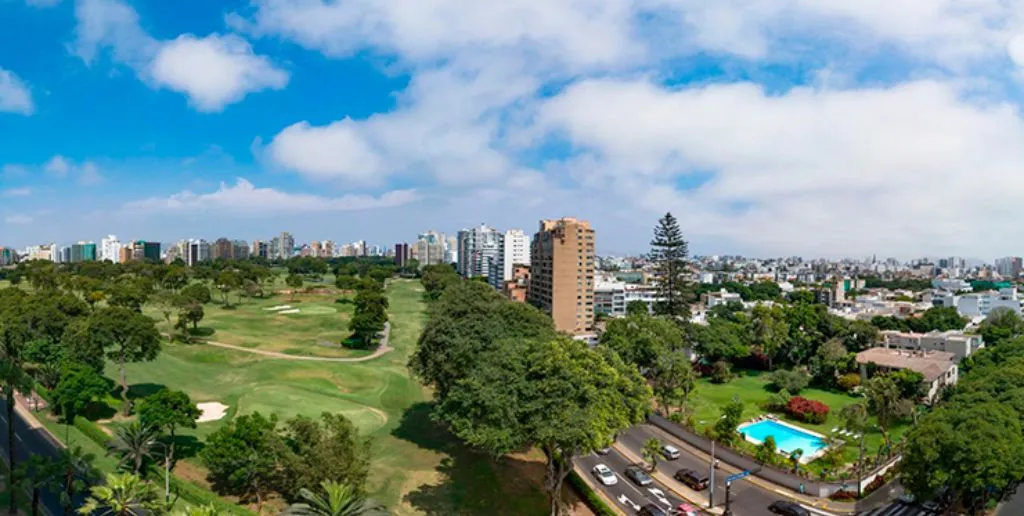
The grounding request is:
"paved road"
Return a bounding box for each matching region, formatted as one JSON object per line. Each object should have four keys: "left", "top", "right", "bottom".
{"left": 186, "top": 322, "right": 394, "bottom": 362}
{"left": 855, "top": 502, "right": 937, "bottom": 516}
{"left": 0, "top": 400, "right": 75, "bottom": 515}
{"left": 577, "top": 448, "right": 688, "bottom": 514}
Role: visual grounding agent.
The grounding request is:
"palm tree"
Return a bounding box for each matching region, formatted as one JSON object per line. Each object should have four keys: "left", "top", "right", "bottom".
{"left": 0, "top": 317, "right": 33, "bottom": 516}
{"left": 641, "top": 438, "right": 661, "bottom": 472}
{"left": 57, "top": 445, "right": 96, "bottom": 516}
{"left": 108, "top": 421, "right": 159, "bottom": 474}
{"left": 840, "top": 402, "right": 869, "bottom": 485}
{"left": 285, "top": 481, "right": 389, "bottom": 516}
{"left": 789, "top": 448, "right": 804, "bottom": 474}
{"left": 17, "top": 455, "right": 61, "bottom": 516}
{"left": 79, "top": 473, "right": 165, "bottom": 516}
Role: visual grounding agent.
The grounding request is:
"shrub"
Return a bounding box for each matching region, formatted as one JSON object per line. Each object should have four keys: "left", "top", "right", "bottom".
{"left": 765, "top": 389, "right": 792, "bottom": 412}
{"left": 829, "top": 490, "right": 858, "bottom": 501}
{"left": 786, "top": 396, "right": 830, "bottom": 424}
{"left": 863, "top": 474, "right": 886, "bottom": 495}
{"left": 710, "top": 361, "right": 733, "bottom": 384}
{"left": 837, "top": 372, "right": 861, "bottom": 392}
{"left": 768, "top": 369, "right": 810, "bottom": 394}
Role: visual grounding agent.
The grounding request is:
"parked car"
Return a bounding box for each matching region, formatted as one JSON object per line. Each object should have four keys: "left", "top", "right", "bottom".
{"left": 673, "top": 468, "right": 709, "bottom": 491}
{"left": 768, "top": 500, "right": 810, "bottom": 516}
{"left": 639, "top": 504, "right": 668, "bottom": 516}
{"left": 661, "top": 444, "right": 680, "bottom": 460}
{"left": 674, "top": 503, "right": 699, "bottom": 516}
{"left": 591, "top": 464, "right": 617, "bottom": 486}
{"left": 596, "top": 446, "right": 611, "bottom": 455}
{"left": 624, "top": 466, "right": 653, "bottom": 487}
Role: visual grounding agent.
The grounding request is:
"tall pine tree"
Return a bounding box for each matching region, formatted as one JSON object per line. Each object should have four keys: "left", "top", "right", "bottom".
{"left": 650, "top": 212, "right": 693, "bottom": 320}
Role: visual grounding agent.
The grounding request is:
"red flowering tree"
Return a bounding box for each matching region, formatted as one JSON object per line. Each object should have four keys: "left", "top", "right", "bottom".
{"left": 786, "top": 396, "right": 830, "bottom": 424}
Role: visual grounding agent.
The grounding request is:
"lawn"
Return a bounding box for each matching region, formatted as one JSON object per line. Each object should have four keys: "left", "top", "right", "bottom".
{"left": 688, "top": 369, "right": 910, "bottom": 475}
{"left": 99, "top": 279, "right": 551, "bottom": 515}
{"left": 145, "top": 289, "right": 370, "bottom": 359}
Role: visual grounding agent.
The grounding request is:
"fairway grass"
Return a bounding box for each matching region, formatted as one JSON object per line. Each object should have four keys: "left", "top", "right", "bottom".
{"left": 114, "top": 279, "right": 550, "bottom": 515}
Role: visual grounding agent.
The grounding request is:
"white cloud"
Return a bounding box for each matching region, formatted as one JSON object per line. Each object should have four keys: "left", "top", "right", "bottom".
{"left": 43, "top": 155, "right": 103, "bottom": 185}
{"left": 1, "top": 188, "right": 32, "bottom": 198}
{"left": 0, "top": 68, "right": 34, "bottom": 115}
{"left": 124, "top": 178, "right": 419, "bottom": 214}
{"left": 149, "top": 34, "right": 289, "bottom": 112}
{"left": 3, "top": 215, "right": 33, "bottom": 225}
{"left": 73, "top": 0, "right": 287, "bottom": 111}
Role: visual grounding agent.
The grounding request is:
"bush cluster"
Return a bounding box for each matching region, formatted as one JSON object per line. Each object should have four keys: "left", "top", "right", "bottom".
{"left": 786, "top": 396, "right": 830, "bottom": 424}
{"left": 768, "top": 369, "right": 810, "bottom": 394}
{"left": 837, "top": 372, "right": 861, "bottom": 392}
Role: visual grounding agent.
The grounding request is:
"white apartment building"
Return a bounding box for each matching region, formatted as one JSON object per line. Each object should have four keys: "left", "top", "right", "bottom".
{"left": 488, "top": 229, "right": 530, "bottom": 290}
{"left": 932, "top": 278, "right": 971, "bottom": 292}
{"left": 414, "top": 231, "right": 446, "bottom": 266}
{"left": 880, "top": 330, "right": 984, "bottom": 361}
{"left": 101, "top": 235, "right": 122, "bottom": 263}
{"left": 935, "top": 288, "right": 1023, "bottom": 317}
{"left": 703, "top": 288, "right": 742, "bottom": 308}
{"left": 594, "top": 279, "right": 664, "bottom": 316}
{"left": 457, "top": 224, "right": 501, "bottom": 279}
{"left": 25, "top": 244, "right": 55, "bottom": 261}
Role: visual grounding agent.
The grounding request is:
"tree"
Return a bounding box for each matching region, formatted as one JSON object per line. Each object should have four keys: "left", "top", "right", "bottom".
{"left": 979, "top": 307, "right": 1024, "bottom": 346}
{"left": 419, "top": 264, "right": 459, "bottom": 301}
{"left": 864, "top": 375, "right": 913, "bottom": 453}
{"left": 215, "top": 270, "right": 241, "bottom": 308}
{"left": 201, "top": 413, "right": 282, "bottom": 511}
{"left": 17, "top": 455, "right": 60, "bottom": 516}
{"left": 409, "top": 281, "right": 555, "bottom": 399}
{"left": 642, "top": 438, "right": 661, "bottom": 472}
{"left": 109, "top": 421, "right": 159, "bottom": 475}
{"left": 751, "top": 305, "right": 789, "bottom": 370}
{"left": 151, "top": 291, "right": 179, "bottom": 342}
{"left": 88, "top": 307, "right": 161, "bottom": 415}
{"left": 52, "top": 362, "right": 108, "bottom": 424}
{"left": 57, "top": 446, "right": 96, "bottom": 516}
{"left": 176, "top": 302, "right": 205, "bottom": 332}
{"left": 106, "top": 278, "right": 153, "bottom": 313}
{"left": 755, "top": 436, "right": 777, "bottom": 465}
{"left": 0, "top": 313, "right": 33, "bottom": 515}
{"left": 808, "top": 338, "right": 850, "bottom": 386}
{"left": 841, "top": 320, "right": 879, "bottom": 352}
{"left": 161, "top": 266, "right": 190, "bottom": 292}
{"left": 348, "top": 286, "right": 389, "bottom": 348}
{"left": 434, "top": 337, "right": 650, "bottom": 516}
{"left": 649, "top": 213, "right": 693, "bottom": 320}
{"left": 651, "top": 349, "right": 697, "bottom": 416}
{"left": 138, "top": 390, "right": 201, "bottom": 470}
{"left": 80, "top": 472, "right": 166, "bottom": 516}
{"left": 909, "top": 307, "right": 968, "bottom": 333}
{"left": 277, "top": 413, "right": 372, "bottom": 502}
{"left": 600, "top": 312, "right": 683, "bottom": 374}
{"left": 625, "top": 300, "right": 649, "bottom": 317}
{"left": 713, "top": 396, "right": 744, "bottom": 445}
{"left": 285, "top": 481, "right": 388, "bottom": 516}
{"left": 286, "top": 274, "right": 304, "bottom": 301}
{"left": 840, "top": 403, "right": 869, "bottom": 488}
{"left": 767, "top": 369, "right": 810, "bottom": 394}
{"left": 788, "top": 448, "right": 804, "bottom": 474}
{"left": 179, "top": 284, "right": 211, "bottom": 305}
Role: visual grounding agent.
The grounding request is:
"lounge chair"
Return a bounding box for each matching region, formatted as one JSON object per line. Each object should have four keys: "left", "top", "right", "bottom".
{"left": 831, "top": 427, "right": 839, "bottom": 433}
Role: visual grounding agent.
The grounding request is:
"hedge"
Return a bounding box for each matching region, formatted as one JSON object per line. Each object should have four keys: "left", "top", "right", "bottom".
{"left": 73, "top": 416, "right": 113, "bottom": 451}
{"left": 567, "top": 470, "right": 617, "bottom": 516}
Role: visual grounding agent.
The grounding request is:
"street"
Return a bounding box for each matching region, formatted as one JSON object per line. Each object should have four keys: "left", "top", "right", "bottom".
{"left": 579, "top": 423, "right": 838, "bottom": 516}
{"left": 855, "top": 502, "right": 936, "bottom": 516}
{"left": 0, "top": 399, "right": 80, "bottom": 515}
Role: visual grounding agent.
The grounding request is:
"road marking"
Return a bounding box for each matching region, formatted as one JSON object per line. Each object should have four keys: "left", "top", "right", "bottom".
{"left": 618, "top": 494, "right": 641, "bottom": 512}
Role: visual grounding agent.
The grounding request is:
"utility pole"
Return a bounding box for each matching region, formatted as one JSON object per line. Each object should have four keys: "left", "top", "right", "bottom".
{"left": 724, "top": 481, "right": 733, "bottom": 516}
{"left": 709, "top": 440, "right": 716, "bottom": 508}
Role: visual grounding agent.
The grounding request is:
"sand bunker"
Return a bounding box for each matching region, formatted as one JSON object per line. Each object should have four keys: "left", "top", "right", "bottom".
{"left": 279, "top": 309, "right": 301, "bottom": 314}
{"left": 196, "top": 402, "right": 229, "bottom": 423}
{"left": 263, "top": 305, "right": 292, "bottom": 311}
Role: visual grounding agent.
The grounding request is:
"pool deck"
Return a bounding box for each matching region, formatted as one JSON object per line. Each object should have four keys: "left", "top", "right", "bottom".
{"left": 737, "top": 416, "right": 828, "bottom": 464}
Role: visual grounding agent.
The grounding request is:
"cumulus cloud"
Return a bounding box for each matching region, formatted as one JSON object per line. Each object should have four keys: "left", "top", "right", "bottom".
{"left": 1, "top": 188, "right": 32, "bottom": 198}
{"left": 44, "top": 155, "right": 71, "bottom": 176}
{"left": 73, "top": 0, "right": 287, "bottom": 111}
{"left": 124, "top": 178, "right": 419, "bottom": 214}
{"left": 0, "top": 68, "right": 34, "bottom": 115}
{"left": 43, "top": 155, "right": 103, "bottom": 185}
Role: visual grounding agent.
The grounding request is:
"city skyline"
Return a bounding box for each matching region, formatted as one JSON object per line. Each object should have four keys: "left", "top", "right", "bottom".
{"left": 8, "top": 2, "right": 1024, "bottom": 257}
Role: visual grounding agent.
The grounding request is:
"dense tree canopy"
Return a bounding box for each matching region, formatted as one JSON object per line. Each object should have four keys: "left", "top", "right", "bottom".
{"left": 600, "top": 312, "right": 684, "bottom": 374}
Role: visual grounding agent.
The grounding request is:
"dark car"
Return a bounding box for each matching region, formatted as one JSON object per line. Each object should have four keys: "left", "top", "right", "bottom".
{"left": 624, "top": 466, "right": 653, "bottom": 487}
{"left": 768, "top": 500, "right": 810, "bottom": 516}
{"left": 673, "top": 468, "right": 709, "bottom": 491}
{"left": 638, "top": 504, "right": 668, "bottom": 516}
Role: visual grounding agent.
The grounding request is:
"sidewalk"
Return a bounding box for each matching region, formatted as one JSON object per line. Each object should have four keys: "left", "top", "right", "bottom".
{"left": 644, "top": 425, "right": 856, "bottom": 514}
{"left": 613, "top": 443, "right": 725, "bottom": 515}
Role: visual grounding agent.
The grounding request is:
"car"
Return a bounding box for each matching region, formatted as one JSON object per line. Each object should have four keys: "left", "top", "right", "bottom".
{"left": 624, "top": 466, "right": 653, "bottom": 487}
{"left": 639, "top": 504, "right": 668, "bottom": 516}
{"left": 661, "top": 444, "right": 681, "bottom": 460}
{"left": 591, "top": 464, "right": 618, "bottom": 486}
{"left": 897, "top": 493, "right": 915, "bottom": 504}
{"left": 673, "top": 468, "right": 709, "bottom": 491}
{"left": 921, "top": 500, "right": 942, "bottom": 513}
{"left": 596, "top": 447, "right": 611, "bottom": 455}
{"left": 768, "top": 500, "right": 810, "bottom": 516}
{"left": 674, "top": 503, "right": 699, "bottom": 516}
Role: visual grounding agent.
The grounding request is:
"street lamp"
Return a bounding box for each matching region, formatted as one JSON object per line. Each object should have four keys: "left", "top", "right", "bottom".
{"left": 149, "top": 441, "right": 171, "bottom": 502}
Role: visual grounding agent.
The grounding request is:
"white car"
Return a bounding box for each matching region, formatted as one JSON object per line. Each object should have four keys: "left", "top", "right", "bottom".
{"left": 592, "top": 464, "right": 618, "bottom": 486}
{"left": 661, "top": 444, "right": 680, "bottom": 460}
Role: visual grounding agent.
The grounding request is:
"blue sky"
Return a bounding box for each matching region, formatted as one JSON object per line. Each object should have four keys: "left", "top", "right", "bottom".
{"left": 4, "top": 0, "right": 1024, "bottom": 258}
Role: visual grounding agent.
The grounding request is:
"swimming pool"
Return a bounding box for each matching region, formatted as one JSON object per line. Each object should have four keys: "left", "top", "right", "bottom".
{"left": 738, "top": 419, "right": 826, "bottom": 458}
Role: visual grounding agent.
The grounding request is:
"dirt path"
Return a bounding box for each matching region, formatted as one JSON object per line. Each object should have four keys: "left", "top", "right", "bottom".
{"left": 187, "top": 322, "right": 393, "bottom": 363}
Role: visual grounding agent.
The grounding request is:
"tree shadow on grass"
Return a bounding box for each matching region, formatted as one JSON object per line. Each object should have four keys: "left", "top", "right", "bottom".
{"left": 126, "top": 382, "right": 169, "bottom": 401}
{"left": 167, "top": 434, "right": 204, "bottom": 461}
{"left": 392, "top": 402, "right": 549, "bottom": 516}
{"left": 82, "top": 399, "right": 117, "bottom": 421}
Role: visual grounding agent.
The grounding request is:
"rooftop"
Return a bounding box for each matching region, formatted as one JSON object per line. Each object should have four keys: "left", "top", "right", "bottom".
{"left": 855, "top": 348, "right": 956, "bottom": 382}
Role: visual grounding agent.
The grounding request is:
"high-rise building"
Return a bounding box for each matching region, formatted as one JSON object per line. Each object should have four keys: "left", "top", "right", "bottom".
{"left": 141, "top": 241, "right": 161, "bottom": 262}
{"left": 59, "top": 246, "right": 71, "bottom": 263}
{"left": 278, "top": 232, "right": 295, "bottom": 259}
{"left": 445, "top": 235, "right": 457, "bottom": 265}
{"left": 232, "top": 240, "right": 249, "bottom": 260}
{"left": 394, "top": 243, "right": 410, "bottom": 267}
{"left": 527, "top": 218, "right": 595, "bottom": 336}
{"left": 0, "top": 247, "right": 16, "bottom": 265}
{"left": 187, "top": 239, "right": 210, "bottom": 266}
{"left": 457, "top": 224, "right": 501, "bottom": 279}
{"left": 101, "top": 235, "right": 122, "bottom": 262}
{"left": 322, "top": 240, "right": 335, "bottom": 258}
{"left": 252, "top": 240, "right": 269, "bottom": 259}
{"left": 25, "top": 244, "right": 55, "bottom": 261}
{"left": 489, "top": 229, "right": 530, "bottom": 289}
{"left": 211, "top": 238, "right": 233, "bottom": 261}
{"left": 70, "top": 241, "right": 97, "bottom": 263}
{"left": 996, "top": 257, "right": 1023, "bottom": 279}
{"left": 415, "top": 231, "right": 446, "bottom": 267}
{"left": 118, "top": 247, "right": 132, "bottom": 263}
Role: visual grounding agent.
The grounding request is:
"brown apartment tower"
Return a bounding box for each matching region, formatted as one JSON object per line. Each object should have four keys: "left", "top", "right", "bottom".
{"left": 528, "top": 218, "right": 595, "bottom": 335}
